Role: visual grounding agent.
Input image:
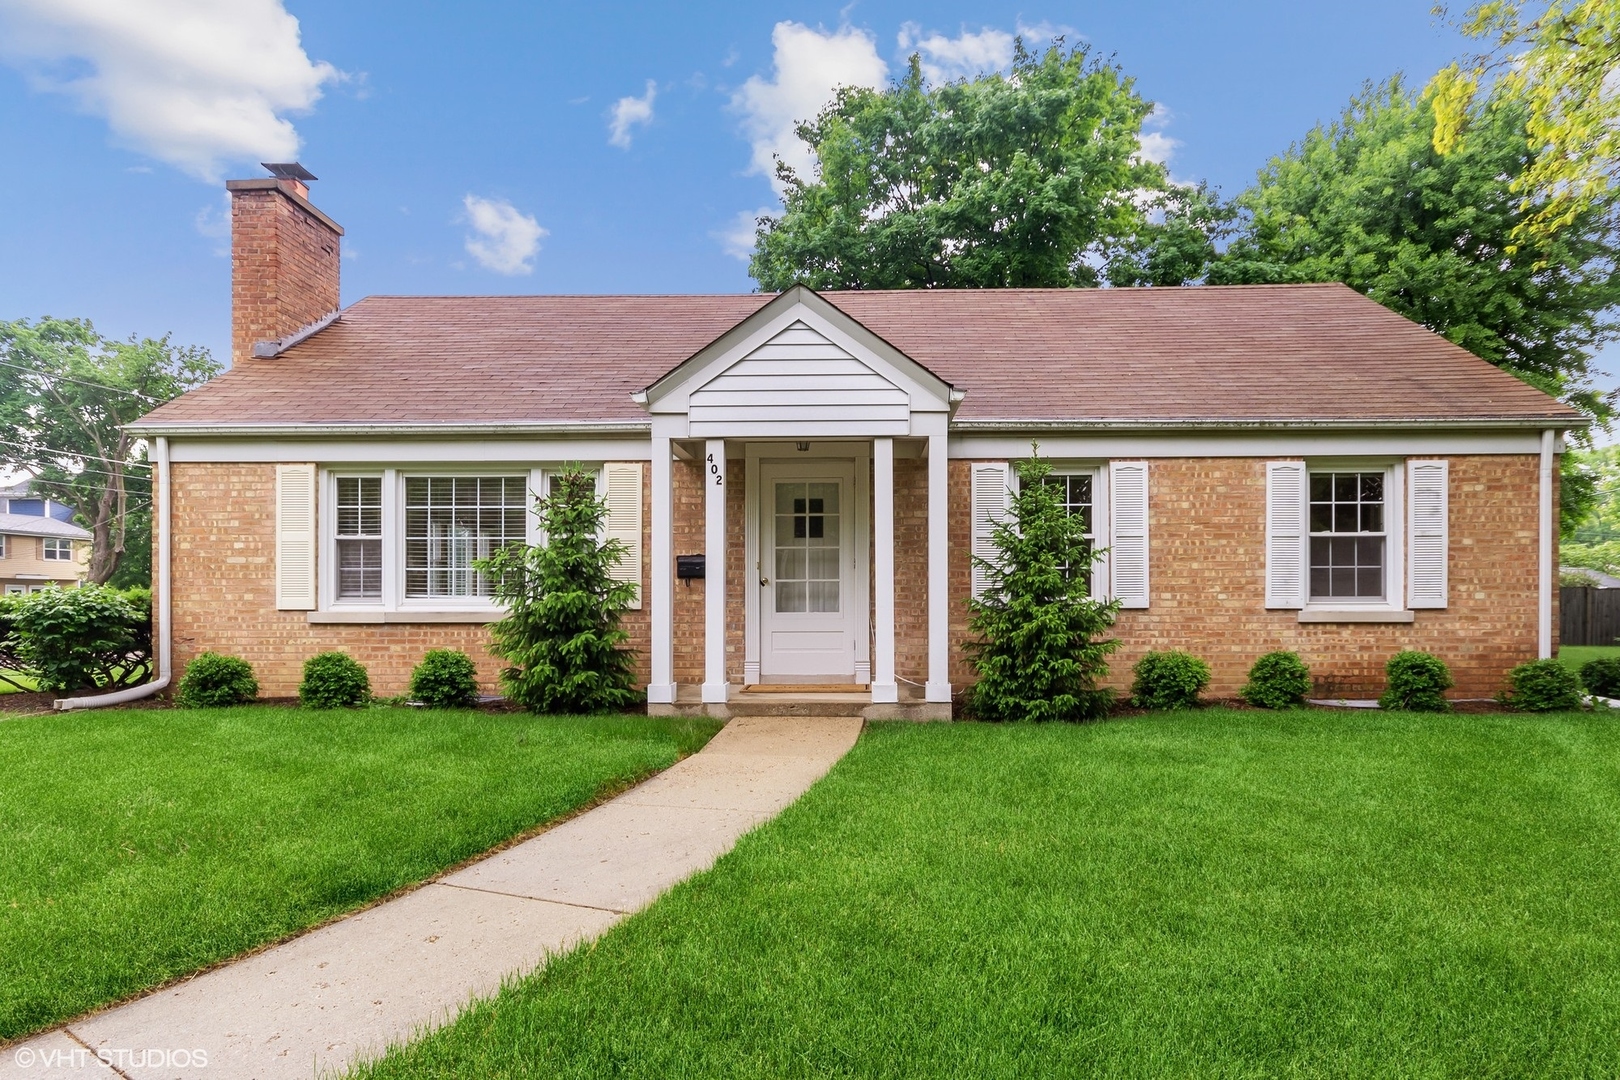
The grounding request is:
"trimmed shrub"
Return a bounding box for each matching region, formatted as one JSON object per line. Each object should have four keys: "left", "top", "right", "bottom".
{"left": 1579, "top": 656, "right": 1620, "bottom": 698}
{"left": 10, "top": 584, "right": 152, "bottom": 692}
{"left": 176, "top": 652, "right": 258, "bottom": 707}
{"left": 1240, "top": 651, "right": 1312, "bottom": 709}
{"left": 1378, "top": 651, "right": 1453, "bottom": 712}
{"left": 1504, "top": 658, "right": 1585, "bottom": 712}
{"left": 299, "top": 651, "right": 371, "bottom": 709}
{"left": 410, "top": 649, "right": 480, "bottom": 708}
{"left": 1130, "top": 650, "right": 1211, "bottom": 710}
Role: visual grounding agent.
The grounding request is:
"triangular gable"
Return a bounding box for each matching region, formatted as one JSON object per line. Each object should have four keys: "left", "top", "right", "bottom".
{"left": 637, "top": 285, "right": 957, "bottom": 437}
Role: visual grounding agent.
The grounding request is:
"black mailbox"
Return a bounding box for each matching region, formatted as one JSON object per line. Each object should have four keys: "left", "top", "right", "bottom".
{"left": 676, "top": 554, "right": 706, "bottom": 580}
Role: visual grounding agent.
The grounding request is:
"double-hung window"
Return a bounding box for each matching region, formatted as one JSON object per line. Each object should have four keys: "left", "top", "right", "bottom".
{"left": 1308, "top": 471, "right": 1386, "bottom": 601}
{"left": 334, "top": 477, "right": 383, "bottom": 600}
{"left": 1025, "top": 469, "right": 1100, "bottom": 595}
{"left": 42, "top": 538, "right": 72, "bottom": 561}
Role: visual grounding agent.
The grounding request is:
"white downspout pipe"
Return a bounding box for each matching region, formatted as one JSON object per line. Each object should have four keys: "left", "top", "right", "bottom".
{"left": 1538, "top": 428, "right": 1555, "bottom": 660}
{"left": 56, "top": 436, "right": 172, "bottom": 710}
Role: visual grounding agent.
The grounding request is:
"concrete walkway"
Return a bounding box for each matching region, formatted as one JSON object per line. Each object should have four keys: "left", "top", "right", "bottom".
{"left": 3, "top": 716, "right": 863, "bottom": 1080}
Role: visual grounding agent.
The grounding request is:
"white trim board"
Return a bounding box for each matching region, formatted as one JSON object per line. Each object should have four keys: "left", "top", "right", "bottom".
{"left": 168, "top": 438, "right": 655, "bottom": 464}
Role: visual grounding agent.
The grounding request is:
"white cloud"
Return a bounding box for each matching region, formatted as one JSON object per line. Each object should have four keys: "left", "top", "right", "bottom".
{"left": 0, "top": 0, "right": 341, "bottom": 182}
{"left": 731, "top": 22, "right": 888, "bottom": 192}
{"left": 897, "top": 23, "right": 1014, "bottom": 83}
{"left": 461, "top": 195, "right": 546, "bottom": 275}
{"left": 1137, "top": 104, "right": 1179, "bottom": 166}
{"left": 608, "top": 80, "right": 656, "bottom": 149}
{"left": 716, "top": 206, "right": 777, "bottom": 262}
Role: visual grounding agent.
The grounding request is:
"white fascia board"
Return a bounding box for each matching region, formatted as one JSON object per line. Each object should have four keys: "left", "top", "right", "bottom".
{"left": 128, "top": 420, "right": 650, "bottom": 438}
{"left": 641, "top": 287, "right": 953, "bottom": 413}
{"left": 169, "top": 436, "right": 655, "bottom": 464}
{"left": 950, "top": 417, "right": 1582, "bottom": 433}
{"left": 949, "top": 429, "right": 1551, "bottom": 459}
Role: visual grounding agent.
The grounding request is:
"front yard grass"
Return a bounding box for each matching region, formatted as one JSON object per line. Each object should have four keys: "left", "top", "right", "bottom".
{"left": 0, "top": 706, "right": 721, "bottom": 1041}
{"left": 355, "top": 709, "right": 1620, "bottom": 1079}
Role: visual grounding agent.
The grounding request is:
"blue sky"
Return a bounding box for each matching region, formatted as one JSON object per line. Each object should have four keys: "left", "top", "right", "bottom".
{"left": 0, "top": 1, "right": 1532, "bottom": 375}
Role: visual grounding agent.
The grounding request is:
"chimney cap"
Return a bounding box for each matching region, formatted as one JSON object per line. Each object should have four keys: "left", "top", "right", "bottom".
{"left": 261, "top": 162, "right": 317, "bottom": 183}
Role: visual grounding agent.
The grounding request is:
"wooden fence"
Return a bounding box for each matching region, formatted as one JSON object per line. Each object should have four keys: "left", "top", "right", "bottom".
{"left": 1561, "top": 586, "right": 1620, "bottom": 646}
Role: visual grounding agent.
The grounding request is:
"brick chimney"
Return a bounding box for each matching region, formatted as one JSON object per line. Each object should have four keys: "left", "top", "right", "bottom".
{"left": 225, "top": 163, "right": 342, "bottom": 364}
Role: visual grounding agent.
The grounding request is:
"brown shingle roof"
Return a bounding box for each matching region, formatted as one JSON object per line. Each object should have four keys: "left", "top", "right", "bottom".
{"left": 136, "top": 283, "right": 1581, "bottom": 429}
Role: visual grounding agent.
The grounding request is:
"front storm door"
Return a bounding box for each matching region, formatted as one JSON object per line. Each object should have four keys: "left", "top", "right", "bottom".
{"left": 759, "top": 463, "right": 860, "bottom": 680}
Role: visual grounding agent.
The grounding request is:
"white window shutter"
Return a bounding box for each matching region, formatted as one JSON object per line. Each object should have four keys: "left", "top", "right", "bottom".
{"left": 1109, "top": 461, "right": 1150, "bottom": 609}
{"left": 1265, "top": 461, "right": 1308, "bottom": 609}
{"left": 603, "top": 462, "right": 643, "bottom": 609}
{"left": 275, "top": 464, "right": 317, "bottom": 610}
{"left": 1407, "top": 459, "right": 1448, "bottom": 609}
{"left": 970, "top": 462, "right": 1011, "bottom": 598}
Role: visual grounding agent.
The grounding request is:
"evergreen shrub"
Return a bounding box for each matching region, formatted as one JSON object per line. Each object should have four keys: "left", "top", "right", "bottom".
{"left": 176, "top": 652, "right": 258, "bottom": 707}
{"left": 1504, "top": 658, "right": 1585, "bottom": 712}
{"left": 1378, "top": 651, "right": 1453, "bottom": 712}
{"left": 1240, "top": 651, "right": 1312, "bottom": 709}
{"left": 1130, "top": 650, "right": 1211, "bottom": 710}
{"left": 965, "top": 451, "right": 1121, "bottom": 721}
{"left": 410, "top": 649, "right": 481, "bottom": 708}
{"left": 299, "top": 652, "right": 371, "bottom": 709}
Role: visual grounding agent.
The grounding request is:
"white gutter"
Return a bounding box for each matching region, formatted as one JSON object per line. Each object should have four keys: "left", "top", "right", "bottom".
{"left": 124, "top": 420, "right": 653, "bottom": 438}
{"left": 1539, "top": 428, "right": 1556, "bottom": 659}
{"left": 56, "top": 436, "right": 172, "bottom": 710}
{"left": 950, "top": 416, "right": 1590, "bottom": 433}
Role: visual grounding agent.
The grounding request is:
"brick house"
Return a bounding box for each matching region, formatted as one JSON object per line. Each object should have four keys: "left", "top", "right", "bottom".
{"left": 126, "top": 167, "right": 1579, "bottom": 715}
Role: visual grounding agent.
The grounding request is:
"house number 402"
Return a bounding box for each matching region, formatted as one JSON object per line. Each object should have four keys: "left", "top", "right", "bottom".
{"left": 707, "top": 453, "right": 723, "bottom": 485}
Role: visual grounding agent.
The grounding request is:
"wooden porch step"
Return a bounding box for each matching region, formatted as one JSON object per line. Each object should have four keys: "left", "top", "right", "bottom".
{"left": 742, "top": 684, "right": 868, "bottom": 694}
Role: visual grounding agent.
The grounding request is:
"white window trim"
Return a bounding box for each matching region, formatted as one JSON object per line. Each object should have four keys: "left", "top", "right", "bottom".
{"left": 318, "top": 465, "right": 600, "bottom": 614}
{"left": 1017, "top": 463, "right": 1109, "bottom": 599}
{"left": 1302, "top": 459, "right": 1406, "bottom": 616}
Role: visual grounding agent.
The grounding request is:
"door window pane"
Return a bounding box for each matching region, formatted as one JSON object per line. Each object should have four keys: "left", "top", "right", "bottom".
{"left": 773, "top": 480, "right": 841, "bottom": 614}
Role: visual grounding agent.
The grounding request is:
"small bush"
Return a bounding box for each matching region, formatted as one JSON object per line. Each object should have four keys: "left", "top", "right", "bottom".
{"left": 1504, "top": 658, "right": 1585, "bottom": 712}
{"left": 299, "top": 651, "right": 371, "bottom": 709}
{"left": 1240, "top": 651, "right": 1313, "bottom": 709}
{"left": 10, "top": 585, "right": 152, "bottom": 692}
{"left": 1378, "top": 651, "right": 1453, "bottom": 712}
{"left": 410, "top": 649, "right": 480, "bottom": 708}
{"left": 1579, "top": 657, "right": 1620, "bottom": 698}
{"left": 176, "top": 652, "right": 258, "bottom": 707}
{"left": 1130, "top": 650, "right": 1211, "bottom": 710}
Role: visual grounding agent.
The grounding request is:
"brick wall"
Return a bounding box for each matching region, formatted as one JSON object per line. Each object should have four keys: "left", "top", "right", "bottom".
{"left": 229, "top": 182, "right": 341, "bottom": 365}
{"left": 948, "top": 456, "right": 1545, "bottom": 699}
{"left": 169, "top": 462, "right": 652, "bottom": 698}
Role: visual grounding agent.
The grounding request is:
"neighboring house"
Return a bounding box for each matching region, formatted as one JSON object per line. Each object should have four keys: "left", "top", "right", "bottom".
{"left": 0, "top": 480, "right": 91, "bottom": 593}
{"left": 128, "top": 167, "right": 1580, "bottom": 712}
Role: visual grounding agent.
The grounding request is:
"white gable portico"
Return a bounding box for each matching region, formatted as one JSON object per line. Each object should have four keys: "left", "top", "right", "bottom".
{"left": 635, "top": 285, "right": 959, "bottom": 712}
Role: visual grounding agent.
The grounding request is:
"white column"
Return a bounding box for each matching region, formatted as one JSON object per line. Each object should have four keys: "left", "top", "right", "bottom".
{"left": 703, "top": 439, "right": 729, "bottom": 702}
{"left": 872, "top": 436, "right": 898, "bottom": 703}
{"left": 647, "top": 434, "right": 675, "bottom": 703}
{"left": 1539, "top": 428, "right": 1555, "bottom": 659}
{"left": 925, "top": 431, "right": 951, "bottom": 703}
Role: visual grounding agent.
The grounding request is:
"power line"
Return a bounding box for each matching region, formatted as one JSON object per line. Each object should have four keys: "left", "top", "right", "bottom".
{"left": 0, "top": 358, "right": 165, "bottom": 404}
{"left": 0, "top": 437, "right": 151, "bottom": 476}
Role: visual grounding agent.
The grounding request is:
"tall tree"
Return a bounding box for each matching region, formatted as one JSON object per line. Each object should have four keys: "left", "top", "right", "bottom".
{"left": 0, "top": 318, "right": 218, "bottom": 584}
{"left": 1213, "top": 79, "right": 1620, "bottom": 423}
{"left": 749, "top": 41, "right": 1205, "bottom": 291}
{"left": 1430, "top": 0, "right": 1620, "bottom": 250}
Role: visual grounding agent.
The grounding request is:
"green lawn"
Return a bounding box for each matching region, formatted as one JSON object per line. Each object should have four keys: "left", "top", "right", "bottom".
{"left": 1560, "top": 644, "right": 1620, "bottom": 677}
{"left": 356, "top": 710, "right": 1620, "bottom": 1079}
{"left": 0, "top": 706, "right": 721, "bottom": 1040}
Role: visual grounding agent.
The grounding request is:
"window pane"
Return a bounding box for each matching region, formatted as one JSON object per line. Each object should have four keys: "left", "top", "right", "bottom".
{"left": 1310, "top": 474, "right": 1332, "bottom": 501}
{"left": 776, "top": 581, "right": 806, "bottom": 613}
{"left": 808, "top": 580, "right": 839, "bottom": 612}
{"left": 808, "top": 547, "right": 840, "bottom": 579}
{"left": 1333, "top": 473, "right": 1357, "bottom": 501}
{"left": 776, "top": 548, "right": 806, "bottom": 580}
{"left": 337, "top": 538, "right": 382, "bottom": 599}
{"left": 1360, "top": 473, "right": 1383, "bottom": 501}
{"left": 403, "top": 474, "right": 526, "bottom": 597}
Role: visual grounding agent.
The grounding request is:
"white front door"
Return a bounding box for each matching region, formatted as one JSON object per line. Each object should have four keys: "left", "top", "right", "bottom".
{"left": 759, "top": 462, "right": 860, "bottom": 681}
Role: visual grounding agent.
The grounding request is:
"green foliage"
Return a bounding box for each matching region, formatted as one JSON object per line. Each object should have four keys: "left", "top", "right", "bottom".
{"left": 176, "top": 653, "right": 258, "bottom": 708}
{"left": 965, "top": 451, "right": 1121, "bottom": 722}
{"left": 1240, "top": 650, "right": 1314, "bottom": 709}
{"left": 1378, "top": 651, "right": 1454, "bottom": 712}
{"left": 479, "top": 466, "right": 640, "bottom": 714}
{"left": 1579, "top": 656, "right": 1620, "bottom": 697}
{"left": 1130, "top": 650, "right": 1211, "bottom": 710}
{"left": 750, "top": 43, "right": 1213, "bottom": 290}
{"left": 410, "top": 649, "right": 481, "bottom": 709}
{"left": 0, "top": 318, "right": 218, "bottom": 587}
{"left": 1214, "top": 79, "right": 1620, "bottom": 432}
{"left": 299, "top": 652, "right": 371, "bottom": 710}
{"left": 1564, "top": 446, "right": 1620, "bottom": 553}
{"left": 7, "top": 585, "right": 151, "bottom": 693}
{"left": 1505, "top": 658, "right": 1586, "bottom": 712}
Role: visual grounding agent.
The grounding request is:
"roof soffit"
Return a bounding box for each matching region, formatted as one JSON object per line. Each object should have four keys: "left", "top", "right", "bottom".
{"left": 639, "top": 285, "right": 955, "bottom": 414}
